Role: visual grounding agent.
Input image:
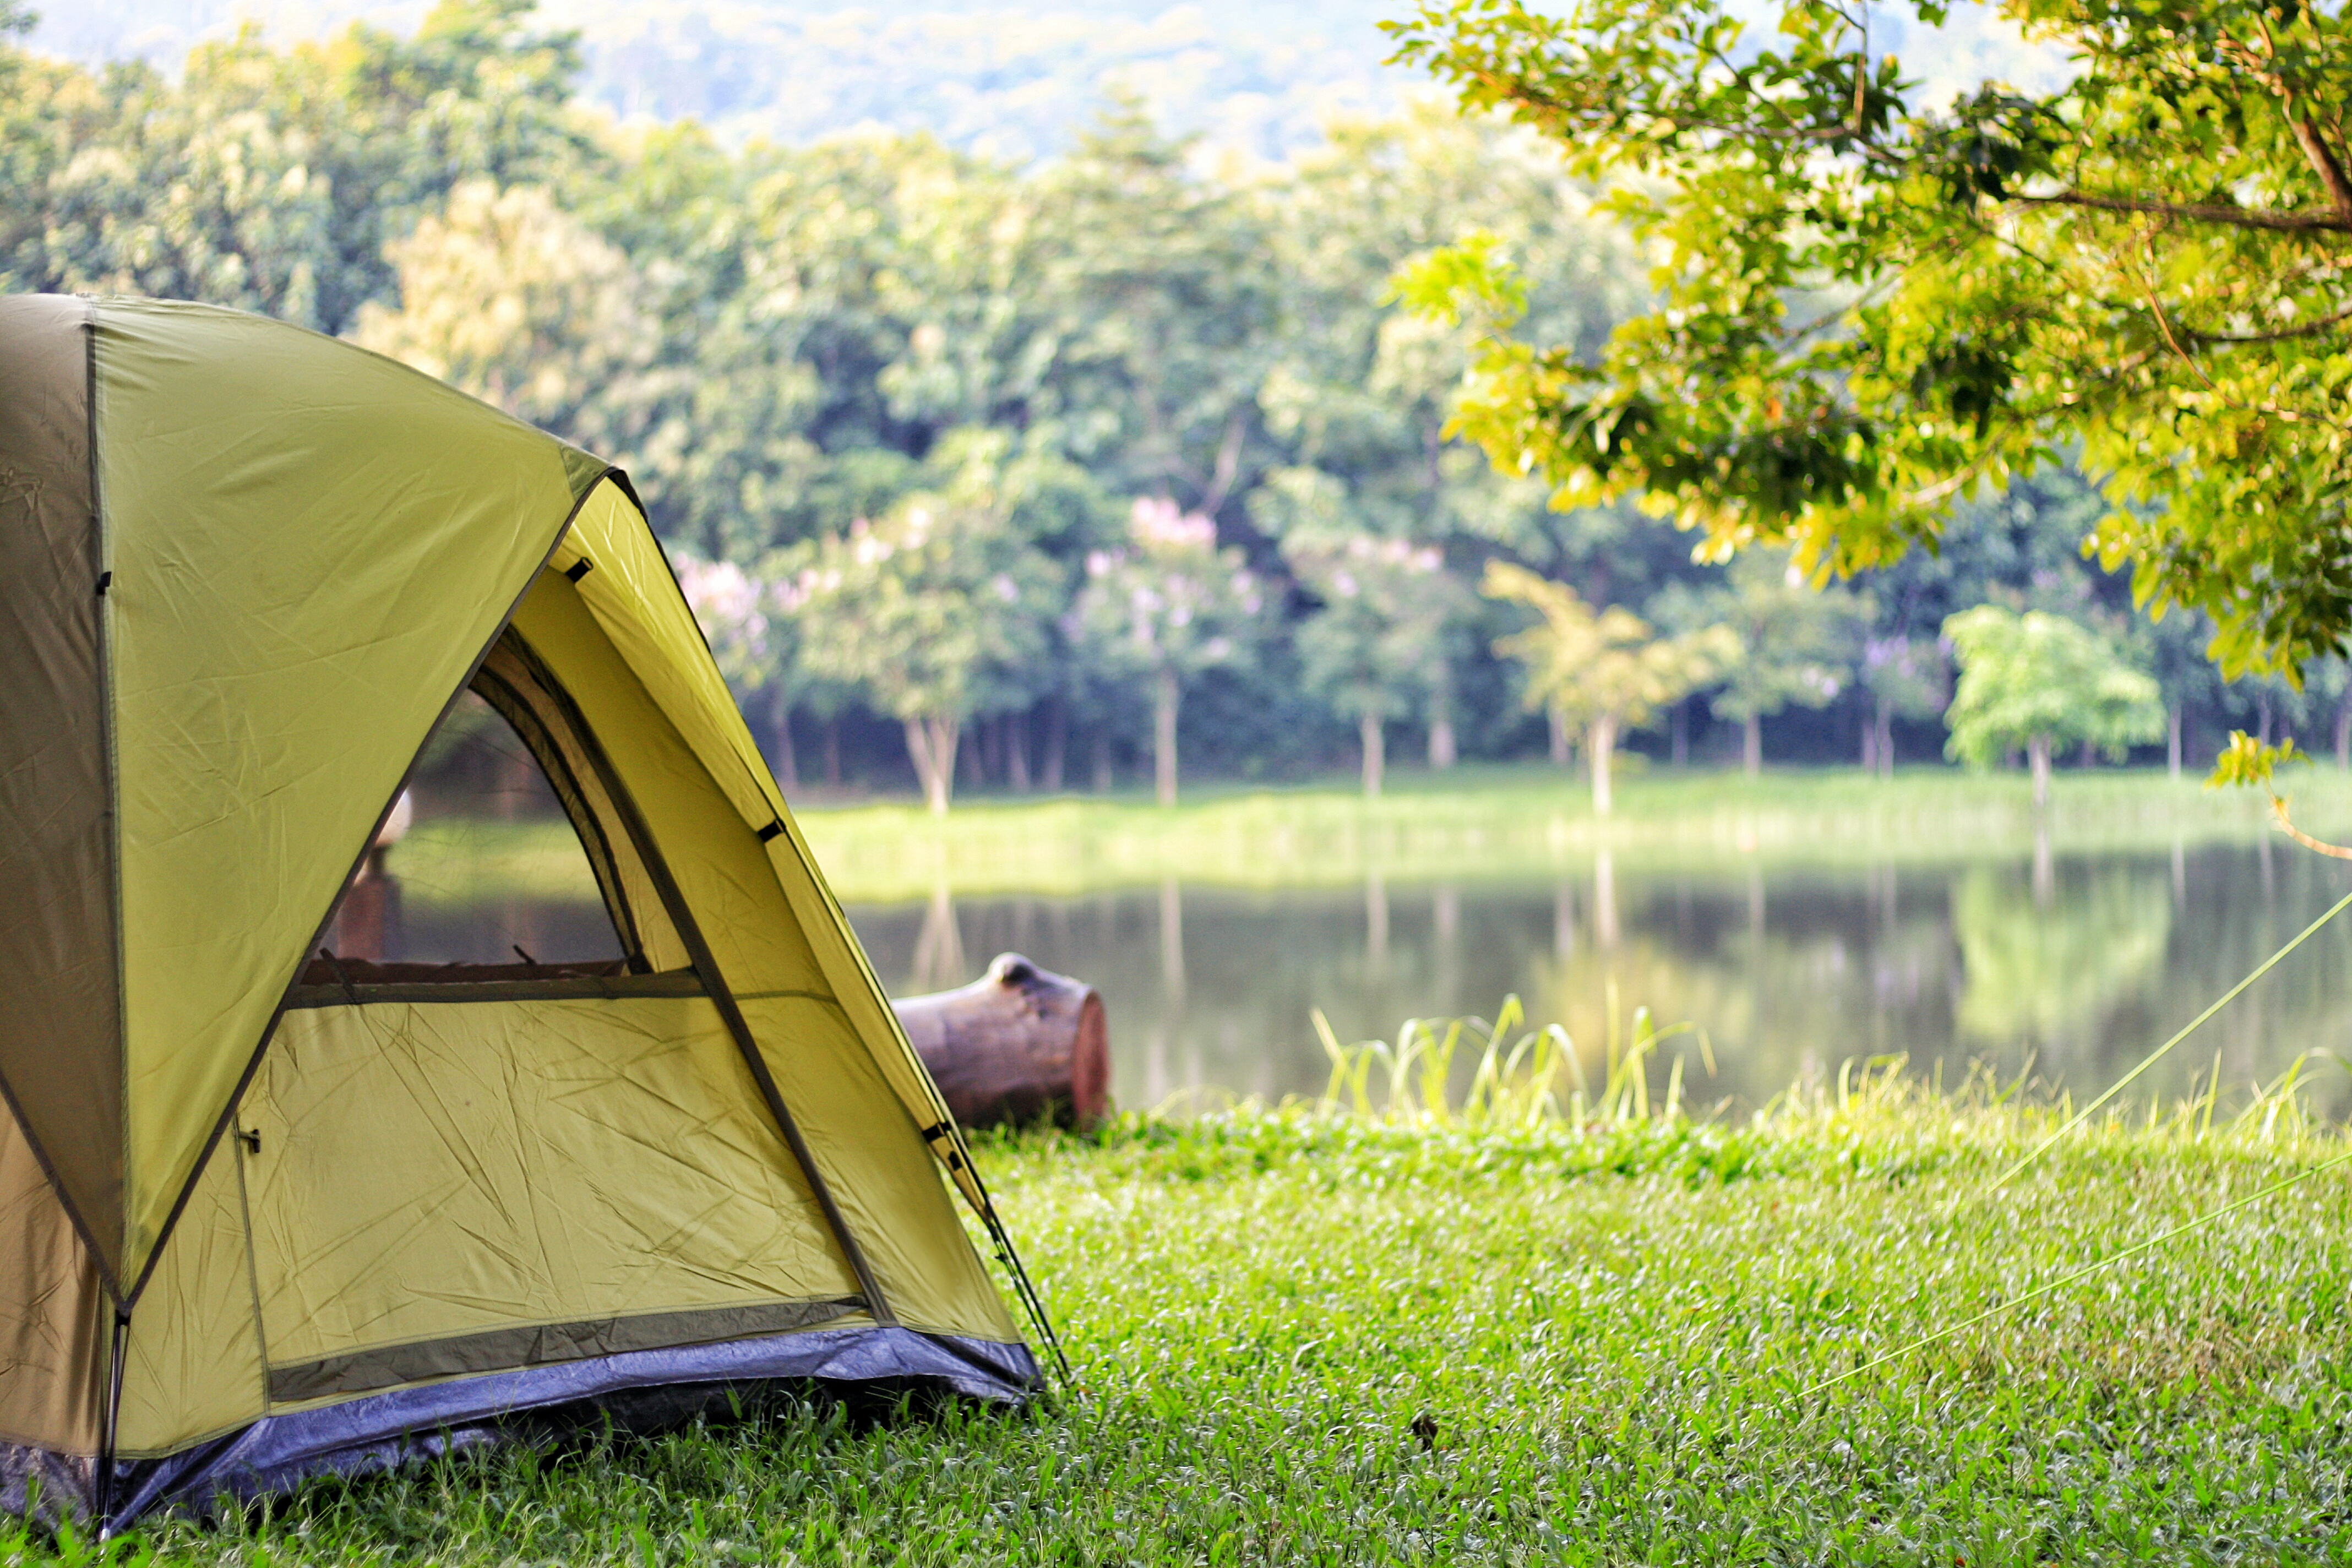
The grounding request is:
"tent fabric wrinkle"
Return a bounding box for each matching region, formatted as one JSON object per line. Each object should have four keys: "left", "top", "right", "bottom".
{"left": 0, "top": 294, "right": 1041, "bottom": 1526}
{"left": 0, "top": 295, "right": 126, "bottom": 1293}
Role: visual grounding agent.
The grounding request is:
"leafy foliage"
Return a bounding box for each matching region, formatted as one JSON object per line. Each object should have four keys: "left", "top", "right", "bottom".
{"left": 1485, "top": 561, "right": 1735, "bottom": 809}
{"left": 1066, "top": 499, "right": 1265, "bottom": 804}
{"left": 1943, "top": 605, "right": 2166, "bottom": 767}
{"left": 1387, "top": 0, "right": 2352, "bottom": 680}
{"left": 1656, "top": 548, "right": 1873, "bottom": 770}
{"left": 12, "top": 1, "right": 2336, "bottom": 788}
{"left": 788, "top": 433, "right": 1069, "bottom": 812}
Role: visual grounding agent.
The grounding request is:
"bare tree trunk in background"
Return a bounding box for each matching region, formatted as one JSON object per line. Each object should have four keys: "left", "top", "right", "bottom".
{"left": 1742, "top": 713, "right": 1761, "bottom": 777}
{"left": 1359, "top": 709, "right": 1385, "bottom": 799}
{"left": 1589, "top": 710, "right": 1619, "bottom": 815}
{"left": 2257, "top": 693, "right": 2274, "bottom": 747}
{"left": 1860, "top": 711, "right": 1876, "bottom": 772}
{"left": 959, "top": 722, "right": 984, "bottom": 791}
{"left": 1670, "top": 702, "right": 1688, "bottom": 767}
{"left": 981, "top": 716, "right": 1005, "bottom": 785}
{"left": 769, "top": 686, "right": 799, "bottom": 794}
{"left": 2028, "top": 732, "right": 2052, "bottom": 813}
{"left": 1153, "top": 667, "right": 1181, "bottom": 808}
{"left": 2078, "top": 737, "right": 2097, "bottom": 769}
{"left": 1007, "top": 709, "right": 1032, "bottom": 793}
{"left": 1877, "top": 700, "right": 1895, "bottom": 778}
{"left": 2337, "top": 691, "right": 2352, "bottom": 768}
{"left": 1042, "top": 697, "right": 1067, "bottom": 792}
{"left": 1548, "top": 703, "right": 1570, "bottom": 766}
{"left": 2168, "top": 706, "right": 2183, "bottom": 780}
{"left": 824, "top": 715, "right": 842, "bottom": 787}
{"left": 1427, "top": 669, "right": 1456, "bottom": 770}
{"left": 1092, "top": 731, "right": 1113, "bottom": 793}
{"left": 904, "top": 716, "right": 962, "bottom": 816}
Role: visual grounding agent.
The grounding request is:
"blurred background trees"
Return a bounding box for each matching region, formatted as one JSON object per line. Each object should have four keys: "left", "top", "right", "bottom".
{"left": 4, "top": 0, "right": 2330, "bottom": 804}
{"left": 1943, "top": 609, "right": 2169, "bottom": 810}
{"left": 1068, "top": 499, "right": 1264, "bottom": 806}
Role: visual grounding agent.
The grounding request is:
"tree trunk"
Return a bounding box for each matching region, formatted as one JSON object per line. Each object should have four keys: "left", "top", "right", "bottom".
{"left": 769, "top": 686, "right": 799, "bottom": 794}
{"left": 1671, "top": 702, "right": 1689, "bottom": 767}
{"left": 2168, "top": 705, "right": 2183, "bottom": 780}
{"left": 1007, "top": 708, "right": 1031, "bottom": 793}
{"left": 824, "top": 714, "right": 842, "bottom": 787}
{"left": 1860, "top": 710, "right": 1877, "bottom": 772}
{"left": 959, "top": 722, "right": 984, "bottom": 791}
{"left": 2078, "top": 737, "right": 2097, "bottom": 769}
{"left": 1154, "top": 667, "right": 1180, "bottom": 808}
{"left": 2028, "top": 731, "right": 2052, "bottom": 812}
{"left": 1590, "top": 710, "right": 1619, "bottom": 815}
{"left": 1548, "top": 703, "right": 1570, "bottom": 766}
{"left": 1876, "top": 699, "right": 1894, "bottom": 779}
{"left": 893, "top": 953, "right": 1110, "bottom": 1129}
{"left": 1042, "top": 696, "right": 1067, "bottom": 792}
{"left": 1359, "top": 708, "right": 1385, "bottom": 799}
{"left": 981, "top": 715, "right": 1005, "bottom": 785}
{"left": 904, "top": 715, "right": 961, "bottom": 816}
{"left": 1742, "top": 712, "right": 1761, "bottom": 777}
{"left": 1427, "top": 665, "right": 1457, "bottom": 769}
{"left": 2257, "top": 693, "right": 2274, "bottom": 747}
{"left": 1092, "top": 730, "right": 1113, "bottom": 793}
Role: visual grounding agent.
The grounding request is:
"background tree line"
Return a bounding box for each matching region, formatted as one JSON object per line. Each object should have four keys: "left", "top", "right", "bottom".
{"left": 7, "top": 0, "right": 2337, "bottom": 808}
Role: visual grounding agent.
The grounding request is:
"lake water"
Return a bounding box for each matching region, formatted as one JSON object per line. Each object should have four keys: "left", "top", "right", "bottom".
{"left": 845, "top": 840, "right": 2352, "bottom": 1119}
{"left": 344, "top": 745, "right": 2352, "bottom": 1123}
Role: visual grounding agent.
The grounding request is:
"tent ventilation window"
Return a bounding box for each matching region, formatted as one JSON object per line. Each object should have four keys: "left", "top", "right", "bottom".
{"left": 301, "top": 630, "right": 694, "bottom": 1002}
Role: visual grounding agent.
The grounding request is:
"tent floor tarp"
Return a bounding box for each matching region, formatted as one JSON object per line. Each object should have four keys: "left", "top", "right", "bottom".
{"left": 0, "top": 1329, "right": 1036, "bottom": 1522}
{"left": 119, "top": 1327, "right": 1035, "bottom": 1521}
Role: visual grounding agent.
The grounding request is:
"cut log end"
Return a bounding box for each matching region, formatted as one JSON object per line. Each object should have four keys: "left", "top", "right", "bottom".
{"left": 892, "top": 952, "right": 1110, "bottom": 1131}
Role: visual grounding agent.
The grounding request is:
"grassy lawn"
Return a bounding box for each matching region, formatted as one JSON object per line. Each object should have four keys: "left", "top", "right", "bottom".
{"left": 70, "top": 1088, "right": 2352, "bottom": 1565}
{"left": 382, "top": 767, "right": 2352, "bottom": 905}
{"left": 792, "top": 765, "right": 2352, "bottom": 901}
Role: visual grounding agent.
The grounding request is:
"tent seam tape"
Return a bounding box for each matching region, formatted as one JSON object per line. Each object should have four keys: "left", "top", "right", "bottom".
{"left": 505, "top": 626, "right": 901, "bottom": 1327}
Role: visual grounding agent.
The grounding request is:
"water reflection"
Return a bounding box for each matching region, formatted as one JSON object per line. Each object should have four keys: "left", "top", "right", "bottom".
{"left": 320, "top": 688, "right": 620, "bottom": 968}
{"left": 846, "top": 844, "right": 2352, "bottom": 1118}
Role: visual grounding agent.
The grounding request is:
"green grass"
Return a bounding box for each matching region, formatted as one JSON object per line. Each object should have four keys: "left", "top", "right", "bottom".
{"left": 793, "top": 764, "right": 2352, "bottom": 901}
{"left": 48, "top": 1081, "right": 2352, "bottom": 1565}
{"left": 379, "top": 767, "right": 2352, "bottom": 904}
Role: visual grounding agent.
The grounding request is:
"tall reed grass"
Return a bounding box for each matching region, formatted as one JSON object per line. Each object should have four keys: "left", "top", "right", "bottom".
{"left": 1309, "top": 989, "right": 2350, "bottom": 1153}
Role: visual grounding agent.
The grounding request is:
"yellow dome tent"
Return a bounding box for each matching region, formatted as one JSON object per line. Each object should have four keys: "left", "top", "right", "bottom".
{"left": 0, "top": 295, "right": 1047, "bottom": 1526}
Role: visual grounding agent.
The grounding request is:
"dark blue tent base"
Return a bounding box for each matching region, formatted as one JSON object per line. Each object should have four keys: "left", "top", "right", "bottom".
{"left": 96, "top": 1325, "right": 1039, "bottom": 1526}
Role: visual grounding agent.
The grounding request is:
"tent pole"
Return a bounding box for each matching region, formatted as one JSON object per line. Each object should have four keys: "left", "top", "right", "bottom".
{"left": 95, "top": 1307, "right": 127, "bottom": 1536}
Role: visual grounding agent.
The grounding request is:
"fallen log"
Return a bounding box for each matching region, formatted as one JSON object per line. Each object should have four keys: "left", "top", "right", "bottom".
{"left": 892, "top": 952, "right": 1109, "bottom": 1130}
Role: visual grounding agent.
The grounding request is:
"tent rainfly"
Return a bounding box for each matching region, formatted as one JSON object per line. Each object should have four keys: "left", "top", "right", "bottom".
{"left": 0, "top": 295, "right": 1048, "bottom": 1526}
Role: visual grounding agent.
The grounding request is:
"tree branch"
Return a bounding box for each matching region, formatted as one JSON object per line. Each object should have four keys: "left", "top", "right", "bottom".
{"left": 2179, "top": 298, "right": 2352, "bottom": 346}
{"left": 2286, "top": 113, "right": 2352, "bottom": 226}
{"left": 1197, "top": 410, "right": 1246, "bottom": 518}
{"left": 2271, "top": 793, "right": 2352, "bottom": 859}
{"left": 2011, "top": 190, "right": 2351, "bottom": 232}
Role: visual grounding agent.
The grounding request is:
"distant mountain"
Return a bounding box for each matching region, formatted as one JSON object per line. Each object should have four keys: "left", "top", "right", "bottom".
{"left": 28, "top": 1, "right": 1412, "bottom": 161}
{"left": 28, "top": 2, "right": 2061, "bottom": 161}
